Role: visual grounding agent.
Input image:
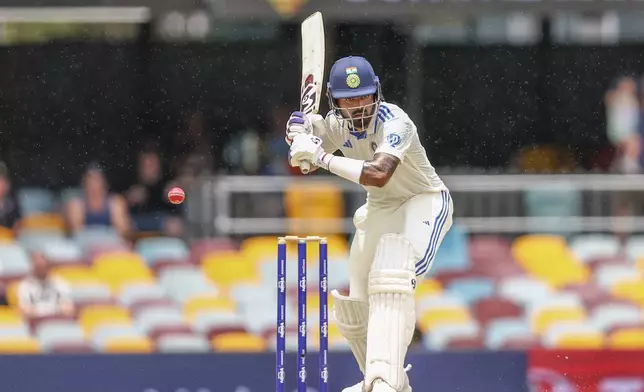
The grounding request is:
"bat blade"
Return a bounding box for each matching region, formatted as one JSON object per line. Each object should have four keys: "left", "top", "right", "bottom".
{"left": 298, "top": 11, "right": 325, "bottom": 174}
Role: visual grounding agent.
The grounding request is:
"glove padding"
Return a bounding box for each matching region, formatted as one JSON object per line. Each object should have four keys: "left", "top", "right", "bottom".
{"left": 285, "top": 111, "right": 324, "bottom": 146}
{"left": 289, "top": 134, "right": 325, "bottom": 168}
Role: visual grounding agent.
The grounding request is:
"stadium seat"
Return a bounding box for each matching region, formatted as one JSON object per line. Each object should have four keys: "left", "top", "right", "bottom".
{"left": 468, "top": 236, "right": 513, "bottom": 265}
{"left": 93, "top": 252, "right": 154, "bottom": 292}
{"left": 36, "top": 320, "right": 86, "bottom": 352}
{"left": 446, "top": 277, "right": 495, "bottom": 305}
{"left": 135, "top": 306, "right": 186, "bottom": 335}
{"left": 419, "top": 306, "right": 472, "bottom": 331}
{"left": 189, "top": 238, "right": 239, "bottom": 264}
{"left": 103, "top": 336, "right": 154, "bottom": 353}
{"left": 472, "top": 297, "right": 523, "bottom": 326}
{"left": 485, "top": 318, "right": 534, "bottom": 349}
{"left": 183, "top": 295, "right": 236, "bottom": 321}
{"left": 415, "top": 278, "right": 442, "bottom": 298}
{"left": 0, "top": 323, "right": 29, "bottom": 338}
{"left": 41, "top": 239, "right": 84, "bottom": 265}
{"left": 569, "top": 234, "right": 620, "bottom": 263}
{"left": 193, "top": 311, "right": 247, "bottom": 339}
{"left": 119, "top": 283, "right": 167, "bottom": 308}
{"left": 156, "top": 334, "right": 211, "bottom": 353}
{"left": 51, "top": 265, "right": 98, "bottom": 284}
{"left": 0, "top": 337, "right": 40, "bottom": 353}
{"left": 0, "top": 307, "right": 23, "bottom": 326}
{"left": 530, "top": 306, "right": 587, "bottom": 335}
{"left": 158, "top": 266, "right": 219, "bottom": 304}
{"left": 18, "top": 188, "right": 56, "bottom": 216}
{"left": 211, "top": 332, "right": 267, "bottom": 352}
{"left": 607, "top": 328, "right": 644, "bottom": 349}
{"left": 79, "top": 305, "right": 132, "bottom": 336}
{"left": 74, "top": 228, "right": 125, "bottom": 253}
{"left": 595, "top": 265, "right": 641, "bottom": 289}
{"left": 611, "top": 280, "right": 644, "bottom": 306}
{"left": 17, "top": 214, "right": 65, "bottom": 231}
{"left": 589, "top": 303, "right": 643, "bottom": 331}
{"left": 0, "top": 226, "right": 14, "bottom": 242}
{"left": 542, "top": 322, "right": 604, "bottom": 349}
{"left": 424, "top": 321, "right": 481, "bottom": 350}
{"left": 92, "top": 324, "right": 144, "bottom": 348}
{"left": 201, "top": 251, "right": 259, "bottom": 290}
{"left": 498, "top": 276, "right": 552, "bottom": 305}
{"left": 17, "top": 229, "right": 66, "bottom": 252}
{"left": 240, "top": 236, "right": 280, "bottom": 264}
{"left": 0, "top": 244, "right": 32, "bottom": 278}
{"left": 626, "top": 236, "right": 644, "bottom": 261}
{"left": 429, "top": 225, "right": 470, "bottom": 274}
{"left": 135, "top": 237, "right": 189, "bottom": 265}
{"left": 70, "top": 283, "right": 113, "bottom": 306}
{"left": 512, "top": 235, "right": 589, "bottom": 287}
{"left": 283, "top": 182, "right": 344, "bottom": 235}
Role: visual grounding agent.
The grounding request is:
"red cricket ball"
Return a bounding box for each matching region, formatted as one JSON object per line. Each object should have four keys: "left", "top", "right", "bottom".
{"left": 167, "top": 187, "right": 185, "bottom": 205}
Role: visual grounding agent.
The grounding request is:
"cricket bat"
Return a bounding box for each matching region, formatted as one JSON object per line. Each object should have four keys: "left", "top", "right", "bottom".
{"left": 298, "top": 11, "right": 325, "bottom": 174}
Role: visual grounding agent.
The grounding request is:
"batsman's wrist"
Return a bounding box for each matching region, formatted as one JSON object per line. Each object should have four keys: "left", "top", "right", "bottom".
{"left": 317, "top": 152, "right": 334, "bottom": 170}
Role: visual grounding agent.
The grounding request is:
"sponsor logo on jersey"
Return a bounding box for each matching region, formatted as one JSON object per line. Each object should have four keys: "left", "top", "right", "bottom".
{"left": 387, "top": 133, "right": 402, "bottom": 148}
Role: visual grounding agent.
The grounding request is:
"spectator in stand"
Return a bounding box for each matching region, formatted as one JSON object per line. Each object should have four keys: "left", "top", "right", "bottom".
{"left": 605, "top": 76, "right": 640, "bottom": 174}
{"left": 65, "top": 163, "right": 131, "bottom": 237}
{"left": 18, "top": 252, "right": 74, "bottom": 318}
{"left": 126, "top": 149, "right": 173, "bottom": 233}
{"left": 0, "top": 162, "right": 21, "bottom": 229}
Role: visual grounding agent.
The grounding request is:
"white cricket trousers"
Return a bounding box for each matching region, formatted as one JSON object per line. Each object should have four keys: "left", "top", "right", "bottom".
{"left": 348, "top": 190, "right": 453, "bottom": 302}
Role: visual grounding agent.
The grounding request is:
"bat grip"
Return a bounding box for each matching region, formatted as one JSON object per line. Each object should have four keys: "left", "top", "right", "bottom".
{"left": 300, "top": 160, "right": 311, "bottom": 174}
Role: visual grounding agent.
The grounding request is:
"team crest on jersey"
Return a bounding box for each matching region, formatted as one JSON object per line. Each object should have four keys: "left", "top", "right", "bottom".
{"left": 371, "top": 142, "right": 377, "bottom": 152}
{"left": 346, "top": 74, "right": 361, "bottom": 88}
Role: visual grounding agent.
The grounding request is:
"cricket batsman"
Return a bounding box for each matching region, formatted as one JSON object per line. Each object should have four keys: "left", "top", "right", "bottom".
{"left": 285, "top": 56, "right": 454, "bottom": 392}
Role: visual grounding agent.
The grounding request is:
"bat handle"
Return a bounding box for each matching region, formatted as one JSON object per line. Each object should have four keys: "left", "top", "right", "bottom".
{"left": 300, "top": 160, "right": 311, "bottom": 174}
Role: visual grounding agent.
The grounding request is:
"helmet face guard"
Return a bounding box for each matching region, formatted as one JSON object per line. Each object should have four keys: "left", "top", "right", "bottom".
{"left": 327, "top": 82, "right": 383, "bottom": 130}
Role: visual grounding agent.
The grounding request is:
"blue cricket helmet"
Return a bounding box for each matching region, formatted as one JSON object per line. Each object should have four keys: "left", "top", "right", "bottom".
{"left": 327, "top": 56, "right": 380, "bottom": 99}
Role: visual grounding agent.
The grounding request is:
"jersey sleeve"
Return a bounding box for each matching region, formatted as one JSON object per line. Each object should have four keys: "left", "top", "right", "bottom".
{"left": 375, "top": 116, "right": 415, "bottom": 161}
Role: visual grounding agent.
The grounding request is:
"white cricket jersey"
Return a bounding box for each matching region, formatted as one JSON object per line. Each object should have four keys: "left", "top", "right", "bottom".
{"left": 316, "top": 102, "right": 447, "bottom": 208}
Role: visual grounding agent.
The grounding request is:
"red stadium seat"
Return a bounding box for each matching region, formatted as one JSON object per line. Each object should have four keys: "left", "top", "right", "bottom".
{"left": 472, "top": 298, "right": 523, "bottom": 327}
{"left": 149, "top": 325, "right": 195, "bottom": 341}
{"left": 445, "top": 336, "right": 485, "bottom": 350}
{"left": 189, "top": 238, "right": 239, "bottom": 264}
{"left": 49, "top": 342, "right": 95, "bottom": 353}
{"left": 499, "top": 336, "right": 540, "bottom": 350}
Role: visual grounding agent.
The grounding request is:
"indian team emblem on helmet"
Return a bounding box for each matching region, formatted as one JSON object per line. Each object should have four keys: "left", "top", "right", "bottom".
{"left": 346, "top": 74, "right": 361, "bottom": 88}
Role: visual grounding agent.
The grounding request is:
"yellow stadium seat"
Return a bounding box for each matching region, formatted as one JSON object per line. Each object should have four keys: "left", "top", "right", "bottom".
{"left": 553, "top": 332, "right": 604, "bottom": 349}
{"left": 419, "top": 307, "right": 472, "bottom": 331}
{"left": 512, "top": 235, "right": 589, "bottom": 287}
{"left": 17, "top": 213, "right": 65, "bottom": 231}
{"left": 416, "top": 279, "right": 442, "bottom": 298}
{"left": 201, "top": 251, "right": 259, "bottom": 288}
{"left": 531, "top": 307, "right": 586, "bottom": 335}
{"left": 51, "top": 265, "right": 98, "bottom": 284}
{"left": 92, "top": 253, "right": 154, "bottom": 292}
{"left": 608, "top": 329, "right": 644, "bottom": 349}
{"left": 611, "top": 280, "right": 644, "bottom": 306}
{"left": 6, "top": 282, "right": 20, "bottom": 308}
{"left": 0, "top": 226, "right": 14, "bottom": 241}
{"left": 79, "top": 305, "right": 131, "bottom": 335}
{"left": 636, "top": 258, "right": 644, "bottom": 275}
{"left": 183, "top": 295, "right": 236, "bottom": 321}
{"left": 212, "top": 332, "right": 267, "bottom": 352}
{"left": 284, "top": 182, "right": 344, "bottom": 236}
{"left": 103, "top": 336, "right": 154, "bottom": 353}
{"left": 0, "top": 307, "right": 22, "bottom": 325}
{"left": 0, "top": 337, "right": 40, "bottom": 353}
